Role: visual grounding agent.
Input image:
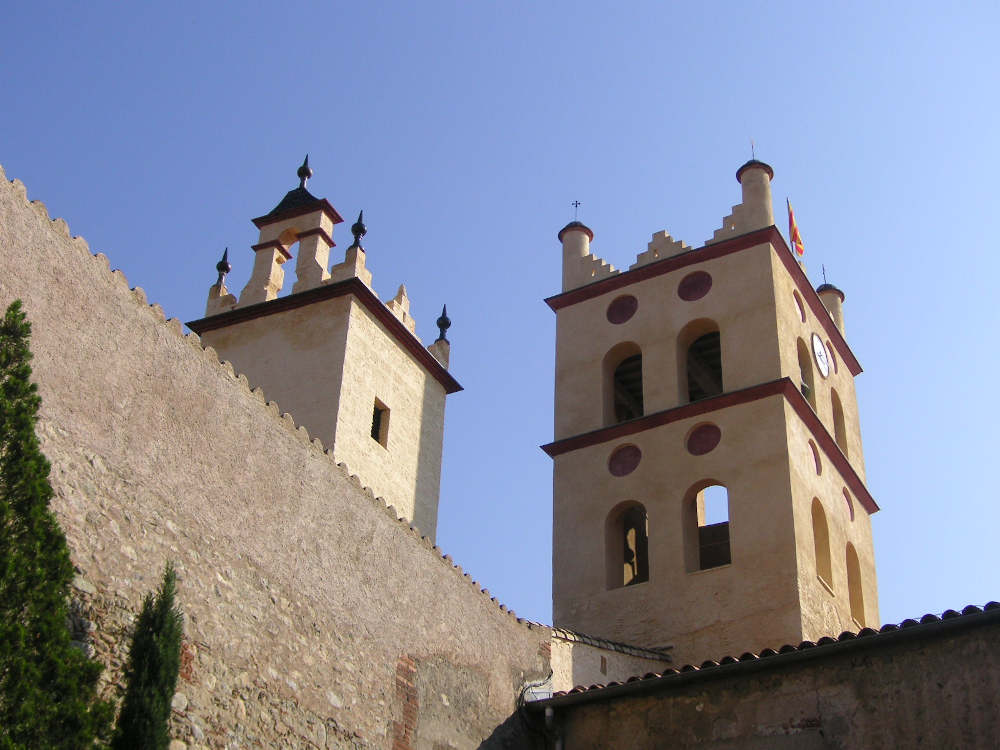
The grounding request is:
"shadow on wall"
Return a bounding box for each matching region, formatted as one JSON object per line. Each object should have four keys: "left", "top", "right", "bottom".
{"left": 477, "top": 707, "right": 547, "bottom": 749}
{"left": 413, "top": 374, "right": 440, "bottom": 538}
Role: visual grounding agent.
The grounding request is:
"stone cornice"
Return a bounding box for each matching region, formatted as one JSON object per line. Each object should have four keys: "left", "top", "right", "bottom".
{"left": 541, "top": 377, "right": 877, "bottom": 515}
{"left": 186, "top": 277, "right": 462, "bottom": 395}
{"left": 545, "top": 226, "right": 862, "bottom": 377}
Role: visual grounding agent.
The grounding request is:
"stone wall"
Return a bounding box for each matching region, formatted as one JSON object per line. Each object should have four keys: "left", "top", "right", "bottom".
{"left": 0, "top": 165, "right": 550, "bottom": 749}
{"left": 532, "top": 608, "right": 1000, "bottom": 749}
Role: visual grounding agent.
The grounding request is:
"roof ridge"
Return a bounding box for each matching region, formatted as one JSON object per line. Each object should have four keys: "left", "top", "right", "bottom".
{"left": 541, "top": 602, "right": 1000, "bottom": 702}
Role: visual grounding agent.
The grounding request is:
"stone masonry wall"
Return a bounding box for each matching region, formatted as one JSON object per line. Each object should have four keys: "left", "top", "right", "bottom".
{"left": 0, "top": 165, "right": 551, "bottom": 749}
{"left": 538, "top": 612, "right": 1000, "bottom": 749}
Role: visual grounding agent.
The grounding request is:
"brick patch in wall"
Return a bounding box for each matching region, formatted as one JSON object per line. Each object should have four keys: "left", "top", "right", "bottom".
{"left": 392, "top": 655, "right": 419, "bottom": 750}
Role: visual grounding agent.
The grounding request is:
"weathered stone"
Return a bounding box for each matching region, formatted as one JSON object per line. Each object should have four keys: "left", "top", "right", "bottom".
{"left": 171, "top": 692, "right": 188, "bottom": 713}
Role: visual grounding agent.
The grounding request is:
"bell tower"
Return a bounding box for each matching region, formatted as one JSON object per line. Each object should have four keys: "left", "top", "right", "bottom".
{"left": 545, "top": 160, "right": 879, "bottom": 665}
{"left": 187, "top": 158, "right": 460, "bottom": 541}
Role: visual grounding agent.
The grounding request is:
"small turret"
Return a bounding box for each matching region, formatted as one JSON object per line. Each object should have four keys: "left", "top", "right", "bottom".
{"left": 708, "top": 159, "right": 776, "bottom": 244}
{"left": 559, "top": 221, "right": 595, "bottom": 292}
{"left": 328, "top": 210, "right": 373, "bottom": 287}
{"left": 205, "top": 248, "right": 237, "bottom": 316}
{"left": 817, "top": 282, "right": 846, "bottom": 334}
{"left": 427, "top": 304, "right": 451, "bottom": 368}
{"left": 735, "top": 159, "right": 775, "bottom": 232}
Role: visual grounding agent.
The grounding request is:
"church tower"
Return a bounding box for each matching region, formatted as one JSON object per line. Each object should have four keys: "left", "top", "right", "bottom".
{"left": 187, "top": 158, "right": 460, "bottom": 541}
{"left": 544, "top": 160, "right": 879, "bottom": 665}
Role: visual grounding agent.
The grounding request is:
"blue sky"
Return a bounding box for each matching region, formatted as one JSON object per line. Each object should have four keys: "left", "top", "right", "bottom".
{"left": 2, "top": 1, "right": 998, "bottom": 631}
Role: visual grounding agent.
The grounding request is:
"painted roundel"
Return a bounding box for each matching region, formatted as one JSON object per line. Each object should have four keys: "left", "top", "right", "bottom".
{"left": 606, "top": 295, "right": 638, "bottom": 324}
{"left": 686, "top": 423, "right": 722, "bottom": 455}
{"left": 608, "top": 444, "right": 642, "bottom": 476}
{"left": 677, "top": 271, "right": 713, "bottom": 301}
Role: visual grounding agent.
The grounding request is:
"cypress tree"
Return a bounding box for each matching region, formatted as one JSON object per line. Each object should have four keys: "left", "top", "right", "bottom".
{"left": 112, "top": 562, "right": 183, "bottom": 750}
{"left": 0, "top": 300, "right": 112, "bottom": 748}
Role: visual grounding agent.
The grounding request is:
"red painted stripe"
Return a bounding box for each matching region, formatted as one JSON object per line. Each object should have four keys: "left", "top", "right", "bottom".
{"left": 541, "top": 377, "right": 878, "bottom": 515}
{"left": 186, "top": 276, "right": 462, "bottom": 394}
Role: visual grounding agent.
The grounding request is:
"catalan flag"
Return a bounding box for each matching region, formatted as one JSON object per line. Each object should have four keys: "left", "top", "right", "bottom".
{"left": 787, "top": 198, "right": 805, "bottom": 256}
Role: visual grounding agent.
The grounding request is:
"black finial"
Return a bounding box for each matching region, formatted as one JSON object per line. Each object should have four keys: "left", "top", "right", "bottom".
{"left": 297, "top": 154, "right": 313, "bottom": 188}
{"left": 572, "top": 200, "right": 581, "bottom": 220}
{"left": 215, "top": 247, "right": 231, "bottom": 286}
{"left": 351, "top": 210, "right": 367, "bottom": 249}
{"left": 435, "top": 304, "right": 451, "bottom": 343}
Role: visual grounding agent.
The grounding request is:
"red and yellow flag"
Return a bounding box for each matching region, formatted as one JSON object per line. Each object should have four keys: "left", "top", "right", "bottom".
{"left": 787, "top": 198, "right": 804, "bottom": 256}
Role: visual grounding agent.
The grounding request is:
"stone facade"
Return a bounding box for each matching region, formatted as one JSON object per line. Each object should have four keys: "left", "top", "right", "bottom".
{"left": 0, "top": 164, "right": 548, "bottom": 749}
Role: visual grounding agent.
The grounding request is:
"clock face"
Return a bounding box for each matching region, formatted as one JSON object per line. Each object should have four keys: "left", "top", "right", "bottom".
{"left": 812, "top": 333, "right": 830, "bottom": 378}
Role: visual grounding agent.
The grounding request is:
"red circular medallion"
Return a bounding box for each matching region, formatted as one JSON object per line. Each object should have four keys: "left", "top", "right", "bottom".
{"left": 606, "top": 295, "right": 638, "bottom": 324}
{"left": 608, "top": 444, "right": 642, "bottom": 476}
{"left": 678, "top": 271, "right": 713, "bottom": 301}
{"left": 686, "top": 424, "right": 722, "bottom": 455}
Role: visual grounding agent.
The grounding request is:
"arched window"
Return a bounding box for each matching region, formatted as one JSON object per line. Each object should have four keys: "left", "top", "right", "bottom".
{"left": 678, "top": 319, "right": 722, "bottom": 403}
{"left": 846, "top": 543, "right": 865, "bottom": 627}
{"left": 603, "top": 343, "right": 644, "bottom": 425}
{"left": 683, "top": 482, "right": 731, "bottom": 572}
{"left": 831, "top": 389, "right": 848, "bottom": 456}
{"left": 605, "top": 502, "right": 649, "bottom": 589}
{"left": 796, "top": 337, "right": 816, "bottom": 409}
{"left": 811, "top": 499, "right": 833, "bottom": 588}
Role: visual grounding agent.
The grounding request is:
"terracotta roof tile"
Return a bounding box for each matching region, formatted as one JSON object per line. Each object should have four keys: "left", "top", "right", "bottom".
{"left": 538, "top": 602, "right": 1000, "bottom": 705}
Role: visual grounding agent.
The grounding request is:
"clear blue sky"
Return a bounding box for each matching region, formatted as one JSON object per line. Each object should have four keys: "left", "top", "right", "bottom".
{"left": 2, "top": 1, "right": 997, "bottom": 631}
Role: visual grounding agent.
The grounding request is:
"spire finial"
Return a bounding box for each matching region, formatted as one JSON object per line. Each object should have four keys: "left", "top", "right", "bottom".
{"left": 297, "top": 154, "right": 313, "bottom": 188}
{"left": 215, "top": 247, "right": 231, "bottom": 286}
{"left": 751, "top": 138, "right": 756, "bottom": 160}
{"left": 435, "top": 304, "right": 451, "bottom": 343}
{"left": 572, "top": 200, "right": 581, "bottom": 220}
{"left": 350, "top": 210, "right": 367, "bottom": 249}
{"left": 822, "top": 264, "right": 828, "bottom": 284}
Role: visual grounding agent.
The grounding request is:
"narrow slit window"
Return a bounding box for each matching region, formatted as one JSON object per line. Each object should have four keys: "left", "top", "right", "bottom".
{"left": 831, "top": 389, "right": 848, "bottom": 457}
{"left": 797, "top": 338, "right": 816, "bottom": 409}
{"left": 812, "top": 498, "right": 833, "bottom": 588}
{"left": 846, "top": 543, "right": 865, "bottom": 627}
{"left": 371, "top": 399, "right": 389, "bottom": 446}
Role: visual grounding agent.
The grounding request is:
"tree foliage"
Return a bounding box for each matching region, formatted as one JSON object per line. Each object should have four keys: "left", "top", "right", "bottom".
{"left": 112, "top": 562, "right": 183, "bottom": 750}
{"left": 0, "top": 300, "right": 112, "bottom": 748}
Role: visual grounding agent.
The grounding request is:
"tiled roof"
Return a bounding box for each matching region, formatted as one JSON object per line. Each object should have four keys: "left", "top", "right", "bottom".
{"left": 534, "top": 602, "right": 1000, "bottom": 706}
{"left": 263, "top": 185, "right": 322, "bottom": 219}
{"left": 552, "top": 627, "right": 672, "bottom": 661}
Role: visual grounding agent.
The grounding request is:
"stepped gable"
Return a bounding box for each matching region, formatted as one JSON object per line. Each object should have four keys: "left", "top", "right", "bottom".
{"left": 630, "top": 229, "right": 691, "bottom": 269}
